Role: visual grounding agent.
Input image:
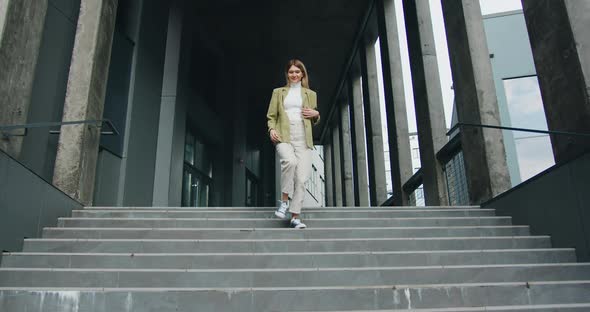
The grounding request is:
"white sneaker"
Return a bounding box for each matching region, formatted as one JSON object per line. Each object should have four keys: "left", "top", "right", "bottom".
{"left": 290, "top": 218, "right": 307, "bottom": 229}
{"left": 275, "top": 201, "right": 289, "bottom": 219}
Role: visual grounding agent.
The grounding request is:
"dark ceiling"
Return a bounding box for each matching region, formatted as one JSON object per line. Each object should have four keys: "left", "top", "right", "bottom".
{"left": 186, "top": 0, "right": 372, "bottom": 142}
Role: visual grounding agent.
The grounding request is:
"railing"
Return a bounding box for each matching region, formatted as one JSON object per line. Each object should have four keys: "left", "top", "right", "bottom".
{"left": 401, "top": 168, "right": 425, "bottom": 206}
{"left": 436, "top": 135, "right": 468, "bottom": 206}
{"left": 400, "top": 123, "right": 590, "bottom": 206}
{"left": 447, "top": 122, "right": 590, "bottom": 138}
{"left": 0, "top": 119, "right": 119, "bottom": 138}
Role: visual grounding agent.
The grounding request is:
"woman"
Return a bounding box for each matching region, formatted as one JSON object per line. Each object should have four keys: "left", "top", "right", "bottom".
{"left": 266, "top": 59, "right": 320, "bottom": 229}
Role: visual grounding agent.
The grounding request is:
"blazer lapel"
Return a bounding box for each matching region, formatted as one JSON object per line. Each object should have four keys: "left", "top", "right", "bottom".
{"left": 301, "top": 88, "right": 309, "bottom": 108}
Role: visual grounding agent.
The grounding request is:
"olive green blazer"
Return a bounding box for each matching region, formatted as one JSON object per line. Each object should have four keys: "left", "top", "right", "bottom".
{"left": 266, "top": 86, "right": 320, "bottom": 149}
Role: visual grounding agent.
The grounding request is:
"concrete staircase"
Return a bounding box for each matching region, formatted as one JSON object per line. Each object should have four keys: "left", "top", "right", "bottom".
{"left": 1, "top": 206, "right": 590, "bottom": 311}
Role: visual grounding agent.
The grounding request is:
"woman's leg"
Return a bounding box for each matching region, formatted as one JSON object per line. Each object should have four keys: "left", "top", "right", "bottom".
{"left": 276, "top": 143, "right": 297, "bottom": 201}
{"left": 288, "top": 144, "right": 312, "bottom": 216}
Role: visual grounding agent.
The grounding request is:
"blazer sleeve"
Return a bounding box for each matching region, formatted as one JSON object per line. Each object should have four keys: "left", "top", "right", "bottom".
{"left": 266, "top": 89, "right": 279, "bottom": 132}
{"left": 310, "top": 91, "right": 320, "bottom": 126}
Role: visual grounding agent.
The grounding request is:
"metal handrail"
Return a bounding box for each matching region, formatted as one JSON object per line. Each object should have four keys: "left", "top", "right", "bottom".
{"left": 447, "top": 122, "right": 590, "bottom": 138}
{"left": 0, "top": 119, "right": 119, "bottom": 137}
{"left": 402, "top": 168, "right": 423, "bottom": 195}
{"left": 399, "top": 123, "right": 590, "bottom": 204}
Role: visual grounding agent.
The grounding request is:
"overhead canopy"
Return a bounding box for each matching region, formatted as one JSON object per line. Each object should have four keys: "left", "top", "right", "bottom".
{"left": 186, "top": 0, "right": 372, "bottom": 142}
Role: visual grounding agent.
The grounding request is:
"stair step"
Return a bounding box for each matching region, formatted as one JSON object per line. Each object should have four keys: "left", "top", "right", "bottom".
{"left": 302, "top": 303, "right": 590, "bottom": 311}
{"left": 22, "top": 236, "right": 552, "bottom": 253}
{"left": 1, "top": 249, "right": 575, "bottom": 269}
{"left": 57, "top": 217, "right": 513, "bottom": 228}
{"left": 42, "top": 226, "right": 531, "bottom": 239}
{"left": 0, "top": 281, "right": 589, "bottom": 311}
{"left": 84, "top": 206, "right": 481, "bottom": 211}
{"left": 5, "top": 202, "right": 585, "bottom": 311}
{"left": 72, "top": 208, "right": 496, "bottom": 218}
{"left": 3, "top": 263, "right": 589, "bottom": 288}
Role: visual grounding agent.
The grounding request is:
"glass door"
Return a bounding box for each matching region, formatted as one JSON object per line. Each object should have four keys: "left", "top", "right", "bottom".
{"left": 182, "top": 129, "right": 212, "bottom": 207}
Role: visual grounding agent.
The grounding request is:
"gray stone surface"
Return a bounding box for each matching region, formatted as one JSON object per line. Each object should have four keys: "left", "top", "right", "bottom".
{"left": 332, "top": 126, "right": 344, "bottom": 206}
{"left": 351, "top": 75, "right": 371, "bottom": 206}
{"left": 42, "top": 225, "right": 531, "bottom": 240}
{"left": 0, "top": 0, "right": 48, "bottom": 158}
{"left": 441, "top": 0, "right": 511, "bottom": 205}
{"left": 377, "top": 0, "right": 414, "bottom": 206}
{"left": 340, "top": 102, "right": 355, "bottom": 206}
{"left": 3, "top": 203, "right": 590, "bottom": 310}
{"left": 522, "top": 0, "right": 590, "bottom": 163}
{"left": 57, "top": 216, "right": 515, "bottom": 228}
{"left": 324, "top": 143, "right": 334, "bottom": 206}
{"left": 52, "top": 0, "right": 118, "bottom": 205}
{"left": 1, "top": 285, "right": 590, "bottom": 311}
{"left": 361, "top": 44, "right": 388, "bottom": 205}
{"left": 403, "top": 0, "right": 449, "bottom": 205}
{"left": 19, "top": 1, "right": 81, "bottom": 182}
{"left": 2, "top": 249, "right": 575, "bottom": 269}
{"left": 22, "top": 236, "right": 552, "bottom": 253}
{"left": 71, "top": 208, "right": 497, "bottom": 218}
{"left": 2, "top": 264, "right": 590, "bottom": 288}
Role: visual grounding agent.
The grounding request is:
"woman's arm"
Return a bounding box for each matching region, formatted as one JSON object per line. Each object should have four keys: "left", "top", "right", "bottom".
{"left": 266, "top": 89, "right": 282, "bottom": 143}
{"left": 266, "top": 89, "right": 279, "bottom": 131}
{"left": 309, "top": 91, "right": 320, "bottom": 125}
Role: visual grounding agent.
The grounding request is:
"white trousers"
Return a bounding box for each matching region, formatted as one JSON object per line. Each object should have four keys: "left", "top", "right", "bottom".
{"left": 276, "top": 112, "right": 311, "bottom": 214}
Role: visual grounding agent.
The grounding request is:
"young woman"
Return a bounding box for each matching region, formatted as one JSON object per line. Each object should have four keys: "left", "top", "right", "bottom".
{"left": 266, "top": 59, "right": 320, "bottom": 229}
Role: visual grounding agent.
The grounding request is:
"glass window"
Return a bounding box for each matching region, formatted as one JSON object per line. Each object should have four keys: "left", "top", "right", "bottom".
{"left": 182, "top": 127, "right": 212, "bottom": 207}
{"left": 503, "top": 76, "right": 555, "bottom": 181}
{"left": 184, "top": 132, "right": 195, "bottom": 166}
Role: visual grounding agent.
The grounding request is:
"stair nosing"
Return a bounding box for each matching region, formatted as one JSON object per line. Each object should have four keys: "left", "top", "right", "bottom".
{"left": 59, "top": 217, "right": 511, "bottom": 221}
{"left": 45, "top": 225, "right": 528, "bottom": 230}
{"left": 1, "top": 280, "right": 590, "bottom": 292}
{"left": 24, "top": 235, "right": 550, "bottom": 242}
{"left": 2, "top": 262, "right": 588, "bottom": 272}
{"left": 3, "top": 248, "right": 574, "bottom": 256}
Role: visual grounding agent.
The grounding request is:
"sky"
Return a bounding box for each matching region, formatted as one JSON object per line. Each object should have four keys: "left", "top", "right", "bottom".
{"left": 379, "top": 0, "right": 524, "bottom": 143}
{"left": 503, "top": 76, "right": 554, "bottom": 180}
{"left": 404, "top": 0, "right": 524, "bottom": 132}
{"left": 378, "top": 0, "right": 542, "bottom": 192}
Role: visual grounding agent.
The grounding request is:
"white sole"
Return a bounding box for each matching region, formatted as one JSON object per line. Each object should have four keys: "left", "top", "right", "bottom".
{"left": 274, "top": 211, "right": 287, "bottom": 219}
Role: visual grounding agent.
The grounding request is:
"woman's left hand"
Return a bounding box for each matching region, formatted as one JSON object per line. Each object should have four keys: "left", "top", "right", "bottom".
{"left": 302, "top": 108, "right": 319, "bottom": 119}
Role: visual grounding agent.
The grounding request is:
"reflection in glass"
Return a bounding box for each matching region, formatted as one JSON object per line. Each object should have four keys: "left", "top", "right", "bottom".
{"left": 503, "top": 76, "right": 555, "bottom": 181}
{"left": 182, "top": 128, "right": 212, "bottom": 207}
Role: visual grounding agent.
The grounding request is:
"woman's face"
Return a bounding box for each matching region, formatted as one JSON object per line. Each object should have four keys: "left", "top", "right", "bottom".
{"left": 287, "top": 65, "right": 303, "bottom": 84}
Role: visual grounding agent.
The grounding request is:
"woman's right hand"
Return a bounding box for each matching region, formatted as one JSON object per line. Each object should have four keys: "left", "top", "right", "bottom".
{"left": 269, "top": 129, "right": 282, "bottom": 144}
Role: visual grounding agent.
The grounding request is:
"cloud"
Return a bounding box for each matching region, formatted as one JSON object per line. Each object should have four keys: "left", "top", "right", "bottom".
{"left": 515, "top": 135, "right": 555, "bottom": 180}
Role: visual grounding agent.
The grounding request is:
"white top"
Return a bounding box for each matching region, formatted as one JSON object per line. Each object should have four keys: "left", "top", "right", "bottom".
{"left": 283, "top": 82, "right": 303, "bottom": 117}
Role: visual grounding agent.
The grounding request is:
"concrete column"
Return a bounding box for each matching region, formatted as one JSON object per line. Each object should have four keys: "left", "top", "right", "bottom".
{"left": 231, "top": 72, "right": 247, "bottom": 207}
{"left": 346, "top": 78, "right": 360, "bottom": 206}
{"left": 351, "top": 75, "right": 370, "bottom": 206}
{"left": 441, "top": 0, "right": 511, "bottom": 204}
{"left": 376, "top": 0, "right": 413, "bottom": 206}
{"left": 360, "top": 43, "right": 388, "bottom": 205}
{"left": 153, "top": 2, "right": 184, "bottom": 206}
{"left": 332, "top": 126, "right": 344, "bottom": 206}
{"left": 324, "top": 142, "right": 334, "bottom": 207}
{"left": 52, "top": 0, "right": 118, "bottom": 205}
{"left": 402, "top": 0, "right": 449, "bottom": 205}
{"left": 521, "top": 0, "right": 590, "bottom": 163}
{"left": 120, "top": 1, "right": 170, "bottom": 206}
{"left": 340, "top": 101, "right": 355, "bottom": 206}
{"left": 0, "top": 0, "right": 48, "bottom": 158}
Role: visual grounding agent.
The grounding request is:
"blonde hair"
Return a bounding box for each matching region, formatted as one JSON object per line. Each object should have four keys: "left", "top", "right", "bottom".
{"left": 284, "top": 59, "right": 310, "bottom": 88}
